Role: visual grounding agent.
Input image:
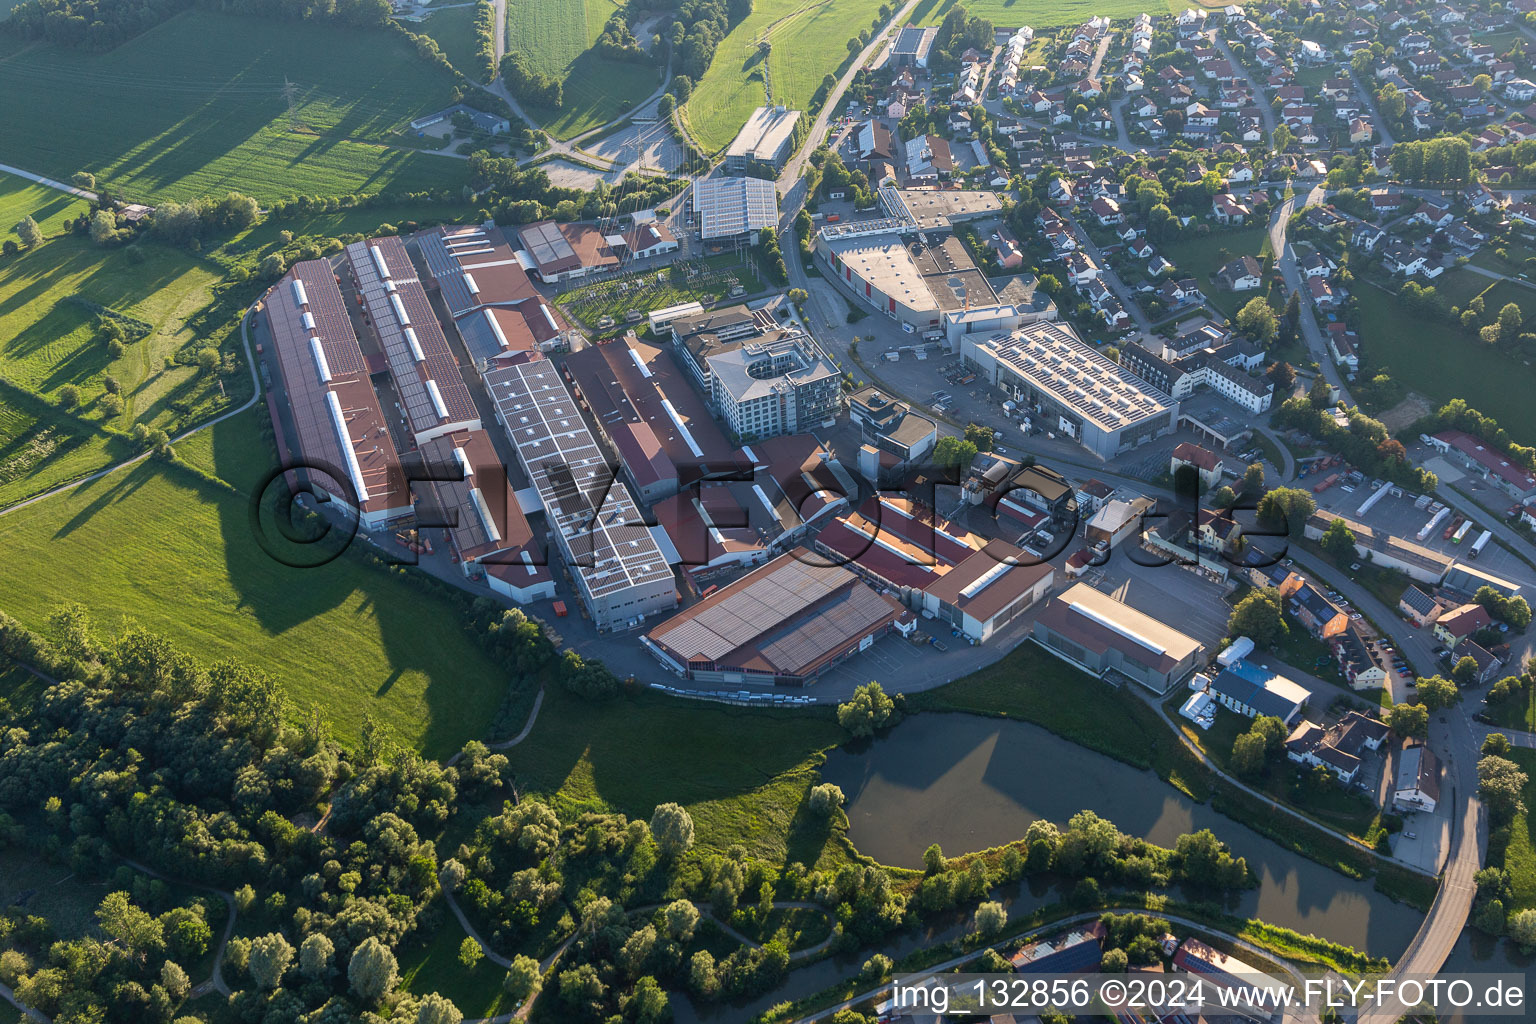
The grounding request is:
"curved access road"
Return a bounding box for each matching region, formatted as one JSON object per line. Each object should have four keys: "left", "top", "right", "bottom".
{"left": 0, "top": 161, "right": 100, "bottom": 202}
{"left": 776, "top": 0, "right": 922, "bottom": 218}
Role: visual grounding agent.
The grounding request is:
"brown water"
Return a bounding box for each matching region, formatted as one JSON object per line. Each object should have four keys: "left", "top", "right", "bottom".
{"left": 820, "top": 712, "right": 1425, "bottom": 958}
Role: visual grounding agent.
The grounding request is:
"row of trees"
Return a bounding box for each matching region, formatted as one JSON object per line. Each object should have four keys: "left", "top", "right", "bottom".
{"left": 7, "top": 0, "right": 390, "bottom": 49}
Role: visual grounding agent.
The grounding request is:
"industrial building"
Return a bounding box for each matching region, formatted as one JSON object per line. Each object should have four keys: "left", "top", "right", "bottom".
{"left": 887, "top": 25, "right": 937, "bottom": 67}
{"left": 344, "top": 236, "right": 482, "bottom": 445}
{"left": 961, "top": 321, "right": 1178, "bottom": 459}
{"left": 412, "top": 429, "right": 554, "bottom": 603}
{"left": 723, "top": 106, "right": 801, "bottom": 171}
{"left": 669, "top": 304, "right": 839, "bottom": 440}
{"left": 416, "top": 224, "right": 576, "bottom": 368}
{"left": 1205, "top": 660, "right": 1312, "bottom": 724}
{"left": 816, "top": 496, "right": 1055, "bottom": 642}
{"left": 562, "top": 334, "right": 744, "bottom": 503}
{"left": 516, "top": 221, "right": 620, "bottom": 282}
{"left": 1304, "top": 510, "right": 1452, "bottom": 585}
{"left": 694, "top": 176, "right": 779, "bottom": 242}
{"left": 811, "top": 188, "right": 1004, "bottom": 331}
{"left": 1429, "top": 429, "right": 1536, "bottom": 499}
{"left": 264, "top": 261, "right": 412, "bottom": 528}
{"left": 642, "top": 550, "right": 906, "bottom": 685}
{"left": 485, "top": 360, "right": 677, "bottom": 630}
{"left": 1031, "top": 583, "right": 1205, "bottom": 692}
{"left": 847, "top": 386, "right": 938, "bottom": 484}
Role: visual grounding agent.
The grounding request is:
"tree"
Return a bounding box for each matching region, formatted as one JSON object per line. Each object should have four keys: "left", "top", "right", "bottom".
{"left": 651, "top": 802, "right": 695, "bottom": 859}
{"left": 14, "top": 216, "right": 41, "bottom": 249}
{"left": 1210, "top": 485, "right": 1236, "bottom": 509}
{"left": 417, "top": 993, "right": 464, "bottom": 1024}
{"left": 1242, "top": 462, "right": 1266, "bottom": 496}
{"left": 1103, "top": 948, "right": 1129, "bottom": 972}
{"left": 1231, "top": 731, "right": 1269, "bottom": 777}
{"left": 1228, "top": 587, "right": 1289, "bottom": 649}
{"left": 57, "top": 384, "right": 80, "bottom": 410}
{"left": 1478, "top": 755, "right": 1529, "bottom": 825}
{"left": 299, "top": 933, "right": 334, "bottom": 979}
{"left": 1307, "top": 376, "right": 1332, "bottom": 409}
{"left": 973, "top": 901, "right": 1006, "bottom": 936}
{"left": 1235, "top": 296, "right": 1278, "bottom": 345}
{"left": 248, "top": 933, "right": 294, "bottom": 990}
{"left": 837, "top": 681, "right": 899, "bottom": 737}
{"left": 807, "top": 782, "right": 845, "bottom": 817}
{"left": 349, "top": 936, "right": 399, "bottom": 1004}
{"left": 662, "top": 899, "right": 700, "bottom": 943}
{"left": 964, "top": 422, "right": 995, "bottom": 451}
{"left": 96, "top": 892, "right": 164, "bottom": 959}
{"left": 787, "top": 287, "right": 808, "bottom": 304}
{"left": 1452, "top": 655, "right": 1480, "bottom": 687}
{"left": 923, "top": 843, "right": 947, "bottom": 875}
{"left": 503, "top": 954, "right": 542, "bottom": 1003}
{"left": 1417, "top": 675, "right": 1460, "bottom": 709}
{"left": 1257, "top": 487, "right": 1316, "bottom": 538}
{"left": 260, "top": 252, "right": 287, "bottom": 278}
{"left": 89, "top": 209, "right": 118, "bottom": 245}
{"left": 1483, "top": 733, "right": 1513, "bottom": 758}
{"left": 1272, "top": 123, "right": 1293, "bottom": 152}
{"left": 458, "top": 936, "right": 484, "bottom": 969}
{"left": 1386, "top": 702, "right": 1429, "bottom": 739}
{"left": 623, "top": 976, "right": 668, "bottom": 1023}
{"left": 1509, "top": 909, "right": 1536, "bottom": 952}
{"left": 1320, "top": 517, "right": 1357, "bottom": 562}
{"left": 933, "top": 434, "right": 978, "bottom": 470}
{"left": 98, "top": 393, "right": 124, "bottom": 419}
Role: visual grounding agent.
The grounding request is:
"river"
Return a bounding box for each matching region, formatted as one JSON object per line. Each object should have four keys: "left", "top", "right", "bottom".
{"left": 819, "top": 713, "right": 1425, "bottom": 959}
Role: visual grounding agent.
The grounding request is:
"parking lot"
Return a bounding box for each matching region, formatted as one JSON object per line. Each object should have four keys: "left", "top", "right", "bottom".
{"left": 1313, "top": 484, "right": 1535, "bottom": 590}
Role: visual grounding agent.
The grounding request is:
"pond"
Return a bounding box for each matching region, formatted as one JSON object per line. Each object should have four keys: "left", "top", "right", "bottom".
{"left": 820, "top": 712, "right": 1426, "bottom": 958}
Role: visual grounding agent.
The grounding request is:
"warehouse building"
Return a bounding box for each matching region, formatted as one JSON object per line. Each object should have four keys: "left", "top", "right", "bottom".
{"left": 416, "top": 224, "right": 576, "bottom": 368}
{"left": 345, "top": 237, "right": 481, "bottom": 446}
{"left": 961, "top": 321, "right": 1178, "bottom": 459}
{"left": 723, "top": 105, "right": 801, "bottom": 172}
{"left": 1303, "top": 510, "right": 1452, "bottom": 585}
{"left": 563, "top": 335, "right": 744, "bottom": 503}
{"left": 265, "top": 261, "right": 413, "bottom": 528}
{"left": 1031, "top": 583, "right": 1205, "bottom": 692}
{"left": 1205, "top": 659, "right": 1312, "bottom": 724}
{"left": 888, "top": 25, "right": 937, "bottom": 67}
{"left": 642, "top": 550, "right": 906, "bottom": 684}
{"left": 516, "top": 220, "right": 620, "bottom": 283}
{"left": 485, "top": 360, "right": 677, "bottom": 630}
{"left": 817, "top": 224, "right": 996, "bottom": 331}
{"left": 815, "top": 496, "right": 1054, "bottom": 642}
{"left": 694, "top": 176, "right": 779, "bottom": 242}
{"left": 412, "top": 429, "right": 554, "bottom": 603}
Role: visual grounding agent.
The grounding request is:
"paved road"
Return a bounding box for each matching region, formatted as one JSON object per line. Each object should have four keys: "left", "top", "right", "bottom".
{"left": 777, "top": 0, "right": 922, "bottom": 212}
{"left": 1087, "top": 32, "right": 1112, "bottom": 81}
{"left": 1348, "top": 67, "right": 1395, "bottom": 149}
{"left": 0, "top": 161, "right": 100, "bottom": 202}
{"left": 1208, "top": 30, "right": 1276, "bottom": 139}
{"left": 1268, "top": 183, "right": 1350, "bottom": 399}
{"left": 1064, "top": 210, "right": 1152, "bottom": 334}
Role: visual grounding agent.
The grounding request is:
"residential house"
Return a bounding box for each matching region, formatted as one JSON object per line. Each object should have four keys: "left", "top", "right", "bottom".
{"left": 1434, "top": 603, "right": 1492, "bottom": 648}
{"left": 1219, "top": 255, "right": 1262, "bottom": 291}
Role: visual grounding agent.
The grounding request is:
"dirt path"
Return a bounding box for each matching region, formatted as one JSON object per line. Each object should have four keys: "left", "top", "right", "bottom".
{"left": 445, "top": 688, "right": 545, "bottom": 767}
{"left": 0, "top": 299, "right": 263, "bottom": 519}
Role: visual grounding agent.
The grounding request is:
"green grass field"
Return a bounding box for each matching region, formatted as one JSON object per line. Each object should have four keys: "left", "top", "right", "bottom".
{"left": 505, "top": 0, "right": 660, "bottom": 139}
{"left": 1162, "top": 226, "right": 1271, "bottom": 317}
{"left": 907, "top": 0, "right": 1203, "bottom": 27}
{"left": 0, "top": 237, "right": 248, "bottom": 506}
{"left": 501, "top": 686, "right": 848, "bottom": 867}
{"left": 685, "top": 0, "right": 884, "bottom": 155}
{"left": 0, "top": 11, "right": 468, "bottom": 204}
{"left": 0, "top": 172, "right": 90, "bottom": 240}
{"left": 0, "top": 407, "right": 516, "bottom": 758}
{"left": 418, "top": 5, "right": 483, "bottom": 75}
{"left": 1355, "top": 280, "right": 1536, "bottom": 443}
{"left": 398, "top": 898, "right": 511, "bottom": 1018}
